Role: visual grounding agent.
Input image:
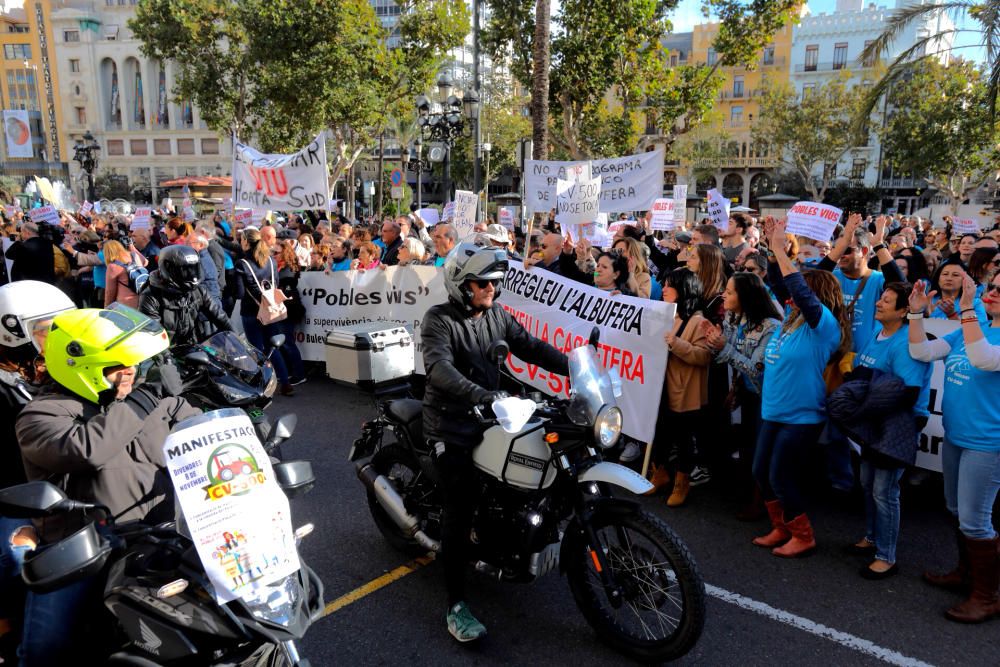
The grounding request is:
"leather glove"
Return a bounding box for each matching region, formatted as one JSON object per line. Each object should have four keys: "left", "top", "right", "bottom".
{"left": 145, "top": 362, "right": 184, "bottom": 398}
{"left": 481, "top": 390, "right": 509, "bottom": 406}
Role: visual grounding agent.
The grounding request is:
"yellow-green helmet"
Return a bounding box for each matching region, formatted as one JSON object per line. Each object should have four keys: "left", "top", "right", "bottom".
{"left": 44, "top": 304, "right": 170, "bottom": 403}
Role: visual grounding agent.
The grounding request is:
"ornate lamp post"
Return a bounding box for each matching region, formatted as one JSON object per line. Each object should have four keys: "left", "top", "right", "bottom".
{"left": 416, "top": 72, "right": 476, "bottom": 203}
{"left": 72, "top": 130, "right": 101, "bottom": 202}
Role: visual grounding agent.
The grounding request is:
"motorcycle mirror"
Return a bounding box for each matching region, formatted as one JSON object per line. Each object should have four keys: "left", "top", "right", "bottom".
{"left": 184, "top": 350, "right": 212, "bottom": 367}
{"left": 273, "top": 460, "right": 315, "bottom": 499}
{"left": 486, "top": 339, "right": 509, "bottom": 363}
{"left": 0, "top": 481, "right": 69, "bottom": 518}
{"left": 268, "top": 334, "right": 286, "bottom": 349}
{"left": 589, "top": 326, "right": 601, "bottom": 348}
{"left": 273, "top": 413, "right": 297, "bottom": 442}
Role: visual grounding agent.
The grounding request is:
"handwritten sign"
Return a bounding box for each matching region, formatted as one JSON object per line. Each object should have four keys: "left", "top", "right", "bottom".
{"left": 442, "top": 201, "right": 455, "bottom": 223}
{"left": 28, "top": 205, "right": 59, "bottom": 225}
{"left": 673, "top": 184, "right": 687, "bottom": 224}
{"left": 556, "top": 176, "right": 601, "bottom": 227}
{"left": 498, "top": 207, "right": 515, "bottom": 231}
{"left": 452, "top": 190, "right": 477, "bottom": 239}
{"left": 650, "top": 198, "right": 675, "bottom": 231}
{"left": 706, "top": 189, "right": 730, "bottom": 232}
{"left": 786, "top": 201, "right": 843, "bottom": 242}
{"left": 951, "top": 218, "right": 980, "bottom": 235}
{"left": 525, "top": 149, "right": 664, "bottom": 213}
{"left": 232, "top": 133, "right": 330, "bottom": 212}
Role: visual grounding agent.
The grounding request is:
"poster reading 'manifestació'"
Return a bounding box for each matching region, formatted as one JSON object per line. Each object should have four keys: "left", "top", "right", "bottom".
{"left": 163, "top": 410, "right": 300, "bottom": 604}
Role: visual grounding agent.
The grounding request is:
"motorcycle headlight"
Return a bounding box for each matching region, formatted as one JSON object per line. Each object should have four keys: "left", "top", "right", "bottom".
{"left": 263, "top": 366, "right": 278, "bottom": 398}
{"left": 244, "top": 573, "right": 302, "bottom": 627}
{"left": 593, "top": 406, "right": 622, "bottom": 449}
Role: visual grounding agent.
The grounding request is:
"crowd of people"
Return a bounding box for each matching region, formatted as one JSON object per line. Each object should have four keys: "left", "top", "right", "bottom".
{"left": 1, "top": 198, "right": 999, "bottom": 644}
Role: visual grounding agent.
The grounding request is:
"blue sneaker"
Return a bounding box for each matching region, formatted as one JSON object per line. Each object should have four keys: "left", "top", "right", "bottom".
{"left": 446, "top": 601, "right": 487, "bottom": 643}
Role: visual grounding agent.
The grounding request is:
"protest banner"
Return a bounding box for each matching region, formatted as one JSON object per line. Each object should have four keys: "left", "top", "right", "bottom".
{"left": 28, "top": 205, "right": 59, "bottom": 225}
{"left": 556, "top": 175, "right": 601, "bottom": 229}
{"left": 706, "top": 189, "right": 730, "bottom": 231}
{"left": 951, "top": 218, "right": 980, "bottom": 235}
{"left": 650, "top": 198, "right": 675, "bottom": 231}
{"left": 132, "top": 207, "right": 152, "bottom": 226}
{"left": 442, "top": 201, "right": 455, "bottom": 222}
{"left": 162, "top": 411, "right": 300, "bottom": 604}
{"left": 293, "top": 266, "right": 446, "bottom": 372}
{"left": 232, "top": 133, "right": 330, "bottom": 212}
{"left": 452, "top": 190, "right": 477, "bottom": 238}
{"left": 786, "top": 201, "right": 843, "bottom": 242}
{"left": 524, "top": 149, "right": 664, "bottom": 213}
{"left": 672, "top": 184, "right": 687, "bottom": 224}
{"left": 416, "top": 207, "right": 439, "bottom": 227}
{"left": 79, "top": 201, "right": 93, "bottom": 216}
{"left": 497, "top": 261, "right": 674, "bottom": 442}
{"left": 232, "top": 209, "right": 253, "bottom": 226}
{"left": 3, "top": 110, "right": 33, "bottom": 158}
{"left": 498, "top": 207, "right": 515, "bottom": 231}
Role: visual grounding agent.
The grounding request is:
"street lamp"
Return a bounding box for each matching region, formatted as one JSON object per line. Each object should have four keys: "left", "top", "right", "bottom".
{"left": 407, "top": 138, "right": 426, "bottom": 210}
{"left": 72, "top": 130, "right": 101, "bottom": 202}
{"left": 415, "top": 72, "right": 473, "bottom": 203}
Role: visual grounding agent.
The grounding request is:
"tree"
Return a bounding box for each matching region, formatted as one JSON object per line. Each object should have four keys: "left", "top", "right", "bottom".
{"left": 0, "top": 176, "right": 21, "bottom": 204}
{"left": 752, "top": 77, "right": 864, "bottom": 202}
{"left": 531, "top": 0, "right": 551, "bottom": 161}
{"left": 880, "top": 59, "right": 1000, "bottom": 213}
{"left": 860, "top": 1, "right": 1000, "bottom": 122}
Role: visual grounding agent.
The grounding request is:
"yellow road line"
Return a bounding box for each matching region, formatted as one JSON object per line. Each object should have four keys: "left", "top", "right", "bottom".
{"left": 322, "top": 556, "right": 433, "bottom": 617}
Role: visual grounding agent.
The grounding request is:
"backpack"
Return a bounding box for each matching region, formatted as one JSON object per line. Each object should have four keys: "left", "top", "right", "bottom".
{"left": 114, "top": 260, "right": 150, "bottom": 293}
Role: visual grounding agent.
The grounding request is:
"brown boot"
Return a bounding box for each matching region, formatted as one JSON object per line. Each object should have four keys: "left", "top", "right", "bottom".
{"left": 924, "top": 525, "right": 971, "bottom": 593}
{"left": 944, "top": 536, "right": 1000, "bottom": 624}
{"left": 772, "top": 513, "right": 816, "bottom": 558}
{"left": 279, "top": 383, "right": 295, "bottom": 397}
{"left": 753, "top": 500, "right": 790, "bottom": 547}
{"left": 667, "top": 472, "right": 690, "bottom": 507}
{"left": 643, "top": 464, "right": 672, "bottom": 496}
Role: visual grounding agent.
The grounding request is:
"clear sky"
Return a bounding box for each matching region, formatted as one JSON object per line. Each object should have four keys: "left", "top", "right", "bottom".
{"left": 669, "top": 0, "right": 987, "bottom": 65}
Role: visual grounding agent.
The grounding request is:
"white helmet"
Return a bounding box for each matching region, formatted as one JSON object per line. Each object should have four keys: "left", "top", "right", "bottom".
{"left": 0, "top": 281, "right": 76, "bottom": 353}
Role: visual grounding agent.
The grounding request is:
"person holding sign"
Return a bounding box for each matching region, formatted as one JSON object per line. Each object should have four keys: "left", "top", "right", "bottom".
{"left": 754, "top": 218, "right": 850, "bottom": 558}
{"left": 908, "top": 273, "right": 1000, "bottom": 623}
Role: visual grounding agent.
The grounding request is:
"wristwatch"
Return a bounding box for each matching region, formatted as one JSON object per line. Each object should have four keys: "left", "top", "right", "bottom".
{"left": 872, "top": 243, "right": 886, "bottom": 253}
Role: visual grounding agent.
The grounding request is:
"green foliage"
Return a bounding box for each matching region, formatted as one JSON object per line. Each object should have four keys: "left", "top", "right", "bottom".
{"left": 0, "top": 176, "right": 22, "bottom": 203}
{"left": 752, "top": 76, "right": 864, "bottom": 201}
{"left": 669, "top": 114, "right": 732, "bottom": 180}
{"left": 822, "top": 182, "right": 882, "bottom": 215}
{"left": 880, "top": 58, "right": 1000, "bottom": 210}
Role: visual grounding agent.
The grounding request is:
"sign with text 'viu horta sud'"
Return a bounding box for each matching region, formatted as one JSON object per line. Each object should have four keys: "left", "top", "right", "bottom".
{"left": 232, "top": 134, "right": 330, "bottom": 212}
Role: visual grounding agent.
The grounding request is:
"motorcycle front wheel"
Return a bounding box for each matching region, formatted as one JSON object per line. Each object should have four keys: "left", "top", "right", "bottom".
{"left": 565, "top": 508, "right": 705, "bottom": 662}
{"left": 366, "top": 444, "right": 439, "bottom": 557}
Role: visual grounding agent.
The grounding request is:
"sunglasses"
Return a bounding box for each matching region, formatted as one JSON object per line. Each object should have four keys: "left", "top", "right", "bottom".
{"left": 470, "top": 278, "right": 499, "bottom": 289}
{"left": 842, "top": 246, "right": 857, "bottom": 255}
{"left": 986, "top": 284, "right": 1000, "bottom": 295}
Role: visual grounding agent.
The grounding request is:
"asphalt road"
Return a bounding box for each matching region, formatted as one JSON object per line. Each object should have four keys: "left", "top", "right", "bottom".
{"left": 271, "top": 374, "right": 997, "bottom": 666}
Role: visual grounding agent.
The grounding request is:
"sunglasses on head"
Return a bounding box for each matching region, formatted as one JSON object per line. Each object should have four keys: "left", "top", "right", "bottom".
{"left": 470, "top": 278, "right": 499, "bottom": 289}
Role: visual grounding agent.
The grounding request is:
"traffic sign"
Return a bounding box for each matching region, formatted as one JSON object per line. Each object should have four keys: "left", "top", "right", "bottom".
{"left": 390, "top": 169, "right": 403, "bottom": 187}
{"left": 390, "top": 185, "right": 404, "bottom": 199}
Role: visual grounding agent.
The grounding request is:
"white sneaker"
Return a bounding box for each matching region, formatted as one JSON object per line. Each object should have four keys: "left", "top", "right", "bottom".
{"left": 619, "top": 442, "right": 642, "bottom": 463}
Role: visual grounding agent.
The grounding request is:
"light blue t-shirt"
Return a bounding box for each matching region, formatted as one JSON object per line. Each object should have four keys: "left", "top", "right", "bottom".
{"left": 929, "top": 295, "right": 988, "bottom": 324}
{"left": 940, "top": 327, "right": 1000, "bottom": 452}
{"left": 650, "top": 279, "right": 663, "bottom": 302}
{"left": 93, "top": 250, "right": 107, "bottom": 288}
{"left": 856, "top": 324, "right": 932, "bottom": 417}
{"left": 761, "top": 306, "right": 841, "bottom": 424}
{"left": 833, "top": 268, "right": 886, "bottom": 353}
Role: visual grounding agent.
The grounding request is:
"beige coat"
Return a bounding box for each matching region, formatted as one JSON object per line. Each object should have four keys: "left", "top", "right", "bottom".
{"left": 664, "top": 313, "right": 711, "bottom": 413}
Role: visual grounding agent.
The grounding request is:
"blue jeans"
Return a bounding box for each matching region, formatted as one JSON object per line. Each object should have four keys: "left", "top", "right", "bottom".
{"left": 753, "top": 420, "right": 824, "bottom": 520}
{"left": 860, "top": 462, "right": 905, "bottom": 563}
{"left": 242, "top": 316, "right": 289, "bottom": 384}
{"left": 278, "top": 319, "right": 305, "bottom": 381}
{"left": 942, "top": 439, "right": 1000, "bottom": 540}
{"left": 823, "top": 421, "right": 855, "bottom": 492}
{"left": 19, "top": 576, "right": 99, "bottom": 665}
{"left": 0, "top": 516, "right": 32, "bottom": 618}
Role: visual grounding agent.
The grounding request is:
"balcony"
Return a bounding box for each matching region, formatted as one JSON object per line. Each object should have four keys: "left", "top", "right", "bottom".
{"left": 879, "top": 177, "right": 926, "bottom": 189}
{"left": 718, "top": 88, "right": 763, "bottom": 101}
{"left": 760, "top": 55, "right": 787, "bottom": 68}
{"left": 718, "top": 156, "right": 779, "bottom": 168}
{"left": 795, "top": 60, "right": 874, "bottom": 74}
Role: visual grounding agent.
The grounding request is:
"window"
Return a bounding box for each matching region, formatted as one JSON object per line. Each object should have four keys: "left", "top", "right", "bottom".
{"left": 154, "top": 139, "right": 171, "bottom": 155}
{"left": 8, "top": 24, "right": 29, "bottom": 33}
{"left": 763, "top": 45, "right": 775, "bottom": 65}
{"left": 833, "top": 43, "right": 848, "bottom": 70}
{"left": 3, "top": 44, "right": 31, "bottom": 59}
{"left": 103, "top": 25, "right": 119, "bottom": 41}
{"left": 707, "top": 48, "right": 717, "bottom": 66}
{"left": 64, "top": 30, "right": 80, "bottom": 43}
{"left": 670, "top": 54, "right": 677, "bottom": 67}
{"left": 730, "top": 105, "right": 743, "bottom": 125}
{"left": 805, "top": 45, "right": 818, "bottom": 72}
{"left": 74, "top": 107, "right": 86, "bottom": 124}
{"left": 106, "top": 140, "right": 124, "bottom": 156}
{"left": 177, "top": 139, "right": 195, "bottom": 154}
{"left": 733, "top": 76, "right": 744, "bottom": 98}
{"left": 130, "top": 139, "right": 148, "bottom": 155}
{"left": 863, "top": 40, "right": 876, "bottom": 67}
{"left": 802, "top": 83, "right": 815, "bottom": 99}
{"left": 69, "top": 58, "right": 81, "bottom": 72}
{"left": 201, "top": 138, "right": 219, "bottom": 154}
{"left": 851, "top": 159, "right": 867, "bottom": 180}
{"left": 5, "top": 69, "right": 39, "bottom": 111}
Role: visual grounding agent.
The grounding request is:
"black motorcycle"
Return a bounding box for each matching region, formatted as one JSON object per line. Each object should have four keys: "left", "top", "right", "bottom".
{"left": 352, "top": 331, "right": 705, "bottom": 662}
{"left": 0, "top": 415, "right": 322, "bottom": 666}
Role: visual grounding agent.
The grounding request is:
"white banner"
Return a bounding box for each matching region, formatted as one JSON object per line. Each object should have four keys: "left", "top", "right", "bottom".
{"left": 232, "top": 133, "right": 329, "bottom": 212}
{"left": 786, "top": 201, "right": 843, "bottom": 242}
{"left": 706, "top": 189, "right": 730, "bottom": 231}
{"left": 650, "top": 197, "right": 675, "bottom": 231}
{"left": 132, "top": 207, "right": 152, "bottom": 225}
{"left": 673, "top": 184, "right": 687, "bottom": 224}
{"left": 293, "top": 266, "right": 446, "bottom": 372}
{"left": 496, "top": 262, "right": 674, "bottom": 442}
{"left": 556, "top": 176, "right": 601, "bottom": 227}
{"left": 951, "top": 218, "right": 980, "bottom": 235}
{"left": 28, "top": 205, "right": 59, "bottom": 225}
{"left": 232, "top": 209, "right": 253, "bottom": 224}
{"left": 452, "top": 190, "right": 477, "bottom": 239}
{"left": 912, "top": 320, "right": 956, "bottom": 473}
{"left": 417, "top": 207, "right": 439, "bottom": 227}
{"left": 524, "top": 149, "right": 665, "bottom": 214}
{"left": 162, "top": 411, "right": 300, "bottom": 604}
{"left": 3, "top": 110, "right": 33, "bottom": 158}
{"left": 79, "top": 201, "right": 93, "bottom": 216}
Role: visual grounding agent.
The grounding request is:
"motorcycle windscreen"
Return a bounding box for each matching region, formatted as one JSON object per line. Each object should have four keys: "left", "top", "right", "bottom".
{"left": 565, "top": 345, "right": 618, "bottom": 426}
{"left": 201, "top": 331, "right": 260, "bottom": 373}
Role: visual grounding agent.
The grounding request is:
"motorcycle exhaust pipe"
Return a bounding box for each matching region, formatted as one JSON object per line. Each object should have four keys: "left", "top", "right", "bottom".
{"left": 357, "top": 463, "right": 440, "bottom": 553}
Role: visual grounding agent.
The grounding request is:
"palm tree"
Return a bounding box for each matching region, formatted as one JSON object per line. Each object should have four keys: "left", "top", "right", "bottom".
{"left": 530, "top": 0, "right": 550, "bottom": 162}
{"left": 859, "top": 1, "right": 999, "bottom": 119}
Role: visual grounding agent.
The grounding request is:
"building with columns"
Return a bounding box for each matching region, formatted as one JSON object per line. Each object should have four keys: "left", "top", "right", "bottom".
{"left": 48, "top": 0, "right": 229, "bottom": 204}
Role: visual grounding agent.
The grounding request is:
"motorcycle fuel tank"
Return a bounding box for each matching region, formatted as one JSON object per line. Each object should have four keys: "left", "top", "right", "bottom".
{"left": 472, "top": 421, "right": 556, "bottom": 491}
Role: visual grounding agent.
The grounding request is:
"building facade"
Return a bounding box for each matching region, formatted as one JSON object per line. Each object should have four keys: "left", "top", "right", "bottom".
{"left": 0, "top": 0, "right": 70, "bottom": 184}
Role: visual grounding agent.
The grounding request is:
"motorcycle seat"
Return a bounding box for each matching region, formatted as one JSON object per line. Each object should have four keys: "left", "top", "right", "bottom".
{"left": 384, "top": 399, "right": 424, "bottom": 447}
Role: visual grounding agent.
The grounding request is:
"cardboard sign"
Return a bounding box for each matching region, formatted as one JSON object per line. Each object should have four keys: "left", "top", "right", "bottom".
{"left": 650, "top": 198, "right": 675, "bottom": 231}
{"left": 706, "top": 189, "right": 730, "bottom": 232}
{"left": 232, "top": 133, "right": 330, "bottom": 212}
{"left": 524, "top": 149, "right": 664, "bottom": 213}
{"left": 416, "top": 207, "right": 439, "bottom": 227}
{"left": 556, "top": 176, "right": 601, "bottom": 227}
{"left": 498, "top": 207, "right": 515, "bottom": 231}
{"left": 28, "top": 205, "right": 59, "bottom": 225}
{"left": 673, "top": 184, "right": 687, "bottom": 224}
{"left": 951, "top": 218, "right": 980, "bottom": 235}
{"left": 79, "top": 201, "right": 93, "bottom": 216}
{"left": 232, "top": 209, "right": 253, "bottom": 224}
{"left": 163, "top": 410, "right": 300, "bottom": 604}
{"left": 132, "top": 207, "right": 152, "bottom": 225}
{"left": 786, "top": 201, "right": 843, "bottom": 242}
{"left": 442, "top": 201, "right": 455, "bottom": 223}
{"left": 452, "top": 190, "right": 477, "bottom": 239}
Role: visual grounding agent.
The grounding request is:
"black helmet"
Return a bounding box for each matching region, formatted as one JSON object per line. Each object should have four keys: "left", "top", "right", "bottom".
{"left": 158, "top": 245, "right": 202, "bottom": 290}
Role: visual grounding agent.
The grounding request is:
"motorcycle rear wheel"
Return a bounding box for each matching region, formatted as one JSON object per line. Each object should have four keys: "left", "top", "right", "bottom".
{"left": 366, "top": 444, "right": 439, "bottom": 557}
{"left": 565, "top": 508, "right": 705, "bottom": 662}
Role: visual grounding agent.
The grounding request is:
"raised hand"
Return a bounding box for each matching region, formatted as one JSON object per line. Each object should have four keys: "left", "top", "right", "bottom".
{"left": 959, "top": 273, "right": 977, "bottom": 312}
{"left": 873, "top": 215, "right": 888, "bottom": 245}
{"left": 908, "top": 280, "right": 936, "bottom": 314}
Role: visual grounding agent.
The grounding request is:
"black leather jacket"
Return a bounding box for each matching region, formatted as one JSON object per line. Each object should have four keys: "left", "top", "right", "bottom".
{"left": 138, "top": 270, "right": 233, "bottom": 346}
{"left": 421, "top": 299, "right": 568, "bottom": 445}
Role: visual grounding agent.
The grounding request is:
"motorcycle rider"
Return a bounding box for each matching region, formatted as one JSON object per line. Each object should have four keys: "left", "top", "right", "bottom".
{"left": 139, "top": 244, "right": 233, "bottom": 346}
{"left": 14, "top": 304, "right": 199, "bottom": 666}
{"left": 421, "top": 243, "right": 568, "bottom": 642}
